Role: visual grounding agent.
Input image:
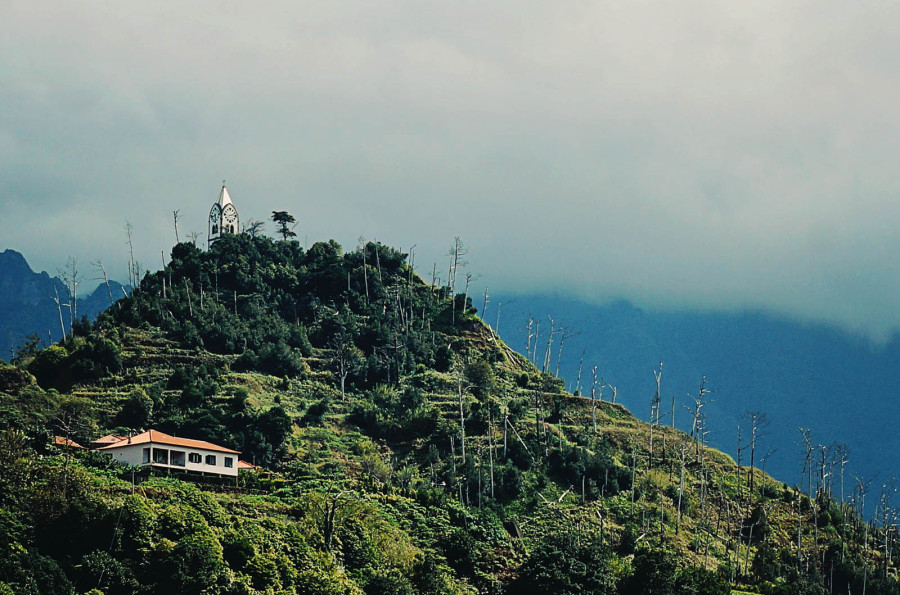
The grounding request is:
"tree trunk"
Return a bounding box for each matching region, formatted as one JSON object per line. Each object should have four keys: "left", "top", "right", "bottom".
{"left": 676, "top": 442, "right": 687, "bottom": 534}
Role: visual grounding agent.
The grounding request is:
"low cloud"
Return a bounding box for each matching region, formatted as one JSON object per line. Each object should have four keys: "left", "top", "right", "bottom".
{"left": 2, "top": 0, "right": 899, "bottom": 339}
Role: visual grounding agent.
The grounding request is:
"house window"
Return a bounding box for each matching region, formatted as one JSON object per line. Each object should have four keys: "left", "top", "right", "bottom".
{"left": 212, "top": 224, "right": 218, "bottom": 234}
{"left": 153, "top": 448, "right": 169, "bottom": 465}
{"left": 205, "top": 454, "right": 216, "bottom": 466}
{"left": 189, "top": 453, "right": 201, "bottom": 464}
{"left": 171, "top": 451, "right": 185, "bottom": 467}
{"left": 224, "top": 457, "right": 233, "bottom": 468}
{"left": 142, "top": 448, "right": 150, "bottom": 464}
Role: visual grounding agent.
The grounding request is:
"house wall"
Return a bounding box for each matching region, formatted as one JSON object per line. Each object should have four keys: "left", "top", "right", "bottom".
{"left": 106, "top": 442, "right": 238, "bottom": 477}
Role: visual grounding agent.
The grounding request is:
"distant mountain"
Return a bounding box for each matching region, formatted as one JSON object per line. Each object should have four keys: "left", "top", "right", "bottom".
{"left": 0, "top": 249, "right": 127, "bottom": 360}
{"left": 493, "top": 294, "right": 900, "bottom": 491}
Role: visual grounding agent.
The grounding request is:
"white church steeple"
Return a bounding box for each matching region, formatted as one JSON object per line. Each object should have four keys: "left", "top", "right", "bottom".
{"left": 208, "top": 181, "right": 240, "bottom": 248}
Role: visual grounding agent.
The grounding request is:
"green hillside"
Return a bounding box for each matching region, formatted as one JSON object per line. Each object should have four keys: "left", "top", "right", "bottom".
{"left": 0, "top": 234, "right": 895, "bottom": 594}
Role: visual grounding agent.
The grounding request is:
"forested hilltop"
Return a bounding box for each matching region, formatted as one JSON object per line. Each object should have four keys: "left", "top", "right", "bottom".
{"left": 1, "top": 233, "right": 897, "bottom": 594}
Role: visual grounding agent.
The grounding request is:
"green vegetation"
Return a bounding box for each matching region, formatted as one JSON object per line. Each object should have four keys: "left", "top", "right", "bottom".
{"left": 0, "top": 233, "right": 897, "bottom": 593}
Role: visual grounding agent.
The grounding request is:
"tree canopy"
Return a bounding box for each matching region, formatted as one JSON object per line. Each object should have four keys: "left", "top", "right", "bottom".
{"left": 271, "top": 211, "right": 297, "bottom": 241}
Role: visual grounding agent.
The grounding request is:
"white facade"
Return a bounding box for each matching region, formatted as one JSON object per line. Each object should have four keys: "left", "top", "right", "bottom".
{"left": 100, "top": 430, "right": 240, "bottom": 477}
{"left": 208, "top": 183, "right": 239, "bottom": 248}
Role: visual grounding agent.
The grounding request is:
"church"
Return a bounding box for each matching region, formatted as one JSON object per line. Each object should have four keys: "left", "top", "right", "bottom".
{"left": 207, "top": 182, "right": 240, "bottom": 248}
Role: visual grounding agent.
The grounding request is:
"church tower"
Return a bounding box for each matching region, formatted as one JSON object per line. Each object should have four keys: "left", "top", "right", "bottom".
{"left": 208, "top": 182, "right": 239, "bottom": 248}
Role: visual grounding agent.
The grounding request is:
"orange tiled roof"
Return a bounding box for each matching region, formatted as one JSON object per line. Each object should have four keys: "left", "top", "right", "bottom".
{"left": 97, "top": 429, "right": 240, "bottom": 454}
{"left": 91, "top": 434, "right": 126, "bottom": 446}
{"left": 237, "top": 460, "right": 258, "bottom": 470}
{"left": 54, "top": 436, "right": 86, "bottom": 449}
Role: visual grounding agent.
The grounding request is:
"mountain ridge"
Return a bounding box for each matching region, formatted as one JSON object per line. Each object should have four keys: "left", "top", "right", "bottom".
{"left": 0, "top": 248, "right": 128, "bottom": 360}
{"left": 494, "top": 294, "right": 900, "bottom": 498}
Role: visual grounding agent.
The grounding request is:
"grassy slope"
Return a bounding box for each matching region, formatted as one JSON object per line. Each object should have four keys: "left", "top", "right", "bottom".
{"left": 63, "top": 318, "right": 816, "bottom": 583}
{"left": 1, "top": 271, "right": 878, "bottom": 594}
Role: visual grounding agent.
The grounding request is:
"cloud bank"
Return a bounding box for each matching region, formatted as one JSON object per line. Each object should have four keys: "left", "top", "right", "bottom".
{"left": 2, "top": 1, "right": 899, "bottom": 339}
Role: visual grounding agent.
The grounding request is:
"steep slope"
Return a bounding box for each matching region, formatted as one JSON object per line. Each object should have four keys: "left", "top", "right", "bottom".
{"left": 0, "top": 236, "right": 894, "bottom": 595}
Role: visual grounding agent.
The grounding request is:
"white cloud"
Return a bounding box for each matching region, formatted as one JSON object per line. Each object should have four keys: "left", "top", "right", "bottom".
{"left": 2, "top": 0, "right": 900, "bottom": 338}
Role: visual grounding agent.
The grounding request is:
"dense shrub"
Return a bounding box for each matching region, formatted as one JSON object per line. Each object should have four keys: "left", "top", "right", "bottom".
{"left": 511, "top": 531, "right": 616, "bottom": 595}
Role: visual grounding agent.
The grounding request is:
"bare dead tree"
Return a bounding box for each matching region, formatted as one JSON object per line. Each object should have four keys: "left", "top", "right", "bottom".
{"left": 124, "top": 221, "right": 137, "bottom": 289}
{"left": 590, "top": 366, "right": 600, "bottom": 436}
{"left": 542, "top": 315, "right": 557, "bottom": 374}
{"left": 573, "top": 351, "right": 585, "bottom": 395}
{"left": 407, "top": 244, "right": 416, "bottom": 290}
{"left": 91, "top": 259, "right": 114, "bottom": 307}
{"left": 735, "top": 423, "right": 744, "bottom": 501}
{"left": 359, "top": 238, "right": 370, "bottom": 306}
{"left": 51, "top": 286, "right": 68, "bottom": 339}
{"left": 689, "top": 376, "right": 711, "bottom": 457}
{"left": 835, "top": 443, "right": 850, "bottom": 508}
{"left": 851, "top": 474, "right": 874, "bottom": 590}
{"left": 760, "top": 446, "right": 778, "bottom": 475}
{"left": 188, "top": 231, "right": 201, "bottom": 246}
{"left": 795, "top": 483, "right": 804, "bottom": 571}
{"left": 306, "top": 489, "right": 355, "bottom": 552}
{"left": 554, "top": 326, "right": 578, "bottom": 378}
{"left": 462, "top": 272, "right": 477, "bottom": 321}
{"left": 653, "top": 363, "right": 663, "bottom": 425}
{"left": 159, "top": 251, "right": 168, "bottom": 300}
{"left": 505, "top": 415, "right": 534, "bottom": 465}
{"left": 448, "top": 237, "right": 468, "bottom": 326}
{"left": 676, "top": 439, "right": 689, "bottom": 534}
{"left": 798, "top": 428, "right": 815, "bottom": 570}
{"left": 481, "top": 286, "right": 489, "bottom": 325}
{"left": 488, "top": 407, "right": 495, "bottom": 499}
{"left": 671, "top": 387, "right": 677, "bottom": 429}
{"left": 243, "top": 220, "right": 265, "bottom": 237}
{"left": 650, "top": 363, "right": 662, "bottom": 468}
{"left": 800, "top": 428, "right": 814, "bottom": 499}
{"left": 173, "top": 209, "right": 181, "bottom": 244}
{"left": 817, "top": 443, "right": 831, "bottom": 500}
{"left": 630, "top": 441, "right": 637, "bottom": 517}
{"left": 744, "top": 411, "right": 769, "bottom": 495}
{"left": 877, "top": 480, "right": 897, "bottom": 581}
{"left": 455, "top": 366, "right": 472, "bottom": 466}
{"left": 374, "top": 240, "right": 383, "bottom": 285}
{"left": 53, "top": 398, "right": 92, "bottom": 497}
{"left": 332, "top": 338, "right": 364, "bottom": 402}
{"left": 58, "top": 257, "right": 80, "bottom": 331}
{"left": 183, "top": 279, "right": 193, "bottom": 318}
{"left": 524, "top": 315, "right": 537, "bottom": 364}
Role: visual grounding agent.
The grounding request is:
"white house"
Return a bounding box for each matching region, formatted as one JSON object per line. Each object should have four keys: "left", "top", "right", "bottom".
{"left": 99, "top": 429, "right": 240, "bottom": 477}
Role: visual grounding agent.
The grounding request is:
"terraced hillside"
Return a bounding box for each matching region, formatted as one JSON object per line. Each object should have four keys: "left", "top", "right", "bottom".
{"left": 0, "top": 235, "right": 894, "bottom": 594}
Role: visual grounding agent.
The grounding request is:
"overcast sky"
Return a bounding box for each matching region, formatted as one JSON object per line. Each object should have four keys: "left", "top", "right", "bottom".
{"left": 3, "top": 1, "right": 900, "bottom": 340}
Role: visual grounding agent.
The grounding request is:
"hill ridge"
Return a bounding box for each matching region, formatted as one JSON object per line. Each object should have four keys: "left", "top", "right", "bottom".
{"left": 0, "top": 235, "right": 892, "bottom": 594}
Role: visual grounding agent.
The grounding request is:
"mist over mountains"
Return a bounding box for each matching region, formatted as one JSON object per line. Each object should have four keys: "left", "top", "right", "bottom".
{"left": 494, "top": 294, "right": 900, "bottom": 492}
{"left": 0, "top": 249, "right": 127, "bottom": 360}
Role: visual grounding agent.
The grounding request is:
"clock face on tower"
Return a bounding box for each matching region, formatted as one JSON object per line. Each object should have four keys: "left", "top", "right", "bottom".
{"left": 223, "top": 204, "right": 238, "bottom": 230}
{"left": 208, "top": 204, "right": 221, "bottom": 236}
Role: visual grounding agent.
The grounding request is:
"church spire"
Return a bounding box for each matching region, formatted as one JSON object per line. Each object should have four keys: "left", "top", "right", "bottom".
{"left": 208, "top": 181, "right": 239, "bottom": 249}
{"left": 217, "top": 181, "right": 233, "bottom": 208}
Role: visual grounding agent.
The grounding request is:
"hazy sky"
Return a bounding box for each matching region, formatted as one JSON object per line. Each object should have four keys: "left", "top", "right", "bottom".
{"left": 3, "top": 1, "right": 900, "bottom": 340}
